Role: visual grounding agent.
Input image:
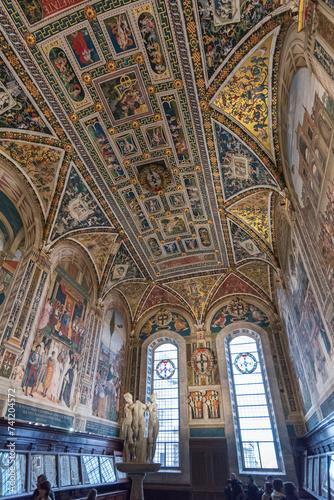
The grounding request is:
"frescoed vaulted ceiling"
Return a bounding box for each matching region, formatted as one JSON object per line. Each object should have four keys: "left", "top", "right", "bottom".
{"left": 0, "top": 0, "right": 295, "bottom": 325}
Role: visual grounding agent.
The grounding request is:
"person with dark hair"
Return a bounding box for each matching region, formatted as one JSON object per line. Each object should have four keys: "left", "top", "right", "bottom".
{"left": 283, "top": 482, "right": 299, "bottom": 500}
{"left": 272, "top": 479, "right": 285, "bottom": 500}
{"left": 246, "top": 474, "right": 260, "bottom": 500}
{"left": 87, "top": 489, "right": 98, "bottom": 500}
{"left": 266, "top": 476, "right": 274, "bottom": 485}
{"left": 230, "top": 472, "right": 244, "bottom": 500}
{"left": 37, "top": 480, "right": 52, "bottom": 500}
{"left": 262, "top": 482, "right": 273, "bottom": 500}
{"left": 32, "top": 475, "right": 55, "bottom": 500}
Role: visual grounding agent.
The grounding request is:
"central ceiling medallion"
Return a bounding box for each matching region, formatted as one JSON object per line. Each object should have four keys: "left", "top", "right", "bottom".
{"left": 138, "top": 163, "right": 171, "bottom": 193}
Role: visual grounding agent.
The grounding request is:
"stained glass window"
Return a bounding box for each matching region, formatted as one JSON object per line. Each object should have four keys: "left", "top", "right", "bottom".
{"left": 148, "top": 342, "right": 179, "bottom": 468}
{"left": 226, "top": 334, "right": 283, "bottom": 471}
{"left": 156, "top": 359, "right": 176, "bottom": 379}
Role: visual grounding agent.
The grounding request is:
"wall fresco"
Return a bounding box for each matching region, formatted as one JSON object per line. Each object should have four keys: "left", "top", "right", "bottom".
{"left": 287, "top": 67, "right": 334, "bottom": 287}
{"left": 51, "top": 166, "right": 111, "bottom": 242}
{"left": 93, "top": 309, "right": 125, "bottom": 422}
{"left": 20, "top": 265, "right": 88, "bottom": 409}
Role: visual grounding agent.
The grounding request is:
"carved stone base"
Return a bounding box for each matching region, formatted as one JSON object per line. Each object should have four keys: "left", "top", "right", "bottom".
{"left": 116, "top": 462, "right": 161, "bottom": 500}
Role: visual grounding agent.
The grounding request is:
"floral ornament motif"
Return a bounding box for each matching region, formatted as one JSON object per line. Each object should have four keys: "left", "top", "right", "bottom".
{"left": 234, "top": 353, "right": 258, "bottom": 374}
{"left": 165, "top": 149, "right": 173, "bottom": 156}
{"left": 69, "top": 113, "right": 78, "bottom": 123}
{"left": 108, "top": 127, "right": 116, "bottom": 135}
{"left": 135, "top": 52, "right": 144, "bottom": 64}
{"left": 82, "top": 73, "right": 92, "bottom": 84}
{"left": 174, "top": 79, "right": 183, "bottom": 89}
{"left": 106, "top": 60, "right": 117, "bottom": 72}
{"left": 63, "top": 143, "right": 73, "bottom": 153}
{"left": 156, "top": 359, "right": 176, "bottom": 379}
{"left": 123, "top": 159, "right": 131, "bottom": 167}
{"left": 154, "top": 113, "right": 162, "bottom": 121}
{"left": 147, "top": 85, "right": 156, "bottom": 94}
{"left": 200, "top": 101, "right": 209, "bottom": 111}
{"left": 191, "top": 348, "right": 214, "bottom": 375}
{"left": 131, "top": 120, "right": 140, "bottom": 129}
{"left": 143, "top": 152, "right": 151, "bottom": 159}
{"left": 24, "top": 33, "right": 36, "bottom": 47}
{"left": 85, "top": 5, "right": 96, "bottom": 20}
{"left": 94, "top": 102, "right": 103, "bottom": 112}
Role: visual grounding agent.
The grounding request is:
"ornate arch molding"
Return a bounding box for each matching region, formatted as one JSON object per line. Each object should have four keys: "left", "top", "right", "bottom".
{"left": 0, "top": 158, "right": 43, "bottom": 250}
{"left": 277, "top": 22, "right": 307, "bottom": 199}
{"left": 216, "top": 322, "right": 297, "bottom": 481}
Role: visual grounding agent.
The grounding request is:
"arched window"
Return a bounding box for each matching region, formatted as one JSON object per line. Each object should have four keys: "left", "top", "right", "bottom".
{"left": 225, "top": 333, "right": 284, "bottom": 472}
{"left": 146, "top": 340, "right": 179, "bottom": 468}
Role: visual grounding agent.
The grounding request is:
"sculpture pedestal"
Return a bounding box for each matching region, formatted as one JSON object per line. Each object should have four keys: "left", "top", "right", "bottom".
{"left": 116, "top": 462, "right": 161, "bottom": 500}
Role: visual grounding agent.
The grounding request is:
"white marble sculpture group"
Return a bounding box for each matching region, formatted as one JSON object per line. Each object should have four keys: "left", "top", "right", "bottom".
{"left": 122, "top": 392, "right": 159, "bottom": 464}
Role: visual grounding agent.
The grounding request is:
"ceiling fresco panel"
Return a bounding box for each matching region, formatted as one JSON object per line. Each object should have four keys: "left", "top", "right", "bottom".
{"left": 49, "top": 165, "right": 113, "bottom": 243}
{"left": 115, "top": 281, "right": 148, "bottom": 320}
{"left": 192, "top": 0, "right": 280, "bottom": 83}
{"left": 211, "top": 29, "right": 279, "bottom": 157}
{"left": 0, "top": 140, "right": 63, "bottom": 215}
{"left": 238, "top": 260, "right": 271, "bottom": 297}
{"left": 166, "top": 275, "right": 220, "bottom": 320}
{"left": 102, "top": 242, "right": 145, "bottom": 296}
{"left": 0, "top": 0, "right": 291, "bottom": 314}
{"left": 228, "top": 218, "right": 271, "bottom": 263}
{"left": 210, "top": 273, "right": 262, "bottom": 304}
{"left": 138, "top": 285, "right": 190, "bottom": 318}
{"left": 228, "top": 190, "right": 272, "bottom": 246}
{"left": 213, "top": 120, "right": 278, "bottom": 201}
{"left": 68, "top": 232, "right": 119, "bottom": 280}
